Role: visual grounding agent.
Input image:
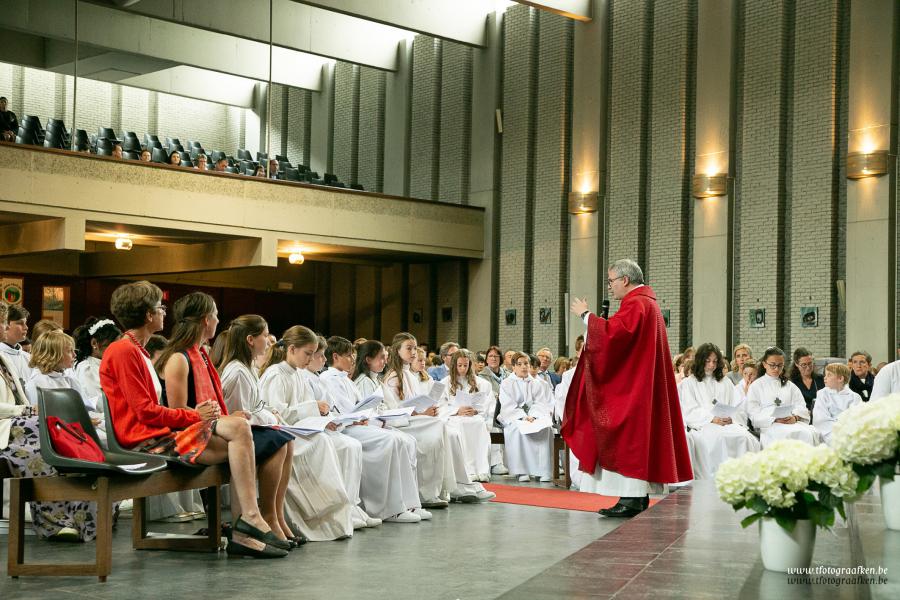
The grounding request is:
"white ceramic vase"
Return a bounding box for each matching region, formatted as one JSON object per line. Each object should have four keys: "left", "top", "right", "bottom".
{"left": 879, "top": 475, "right": 900, "bottom": 530}
{"left": 758, "top": 517, "right": 815, "bottom": 572}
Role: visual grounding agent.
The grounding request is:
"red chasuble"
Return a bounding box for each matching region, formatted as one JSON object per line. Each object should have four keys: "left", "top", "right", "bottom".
{"left": 562, "top": 285, "right": 692, "bottom": 483}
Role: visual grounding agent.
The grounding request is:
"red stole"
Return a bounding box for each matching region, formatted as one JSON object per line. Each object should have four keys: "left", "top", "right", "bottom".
{"left": 186, "top": 345, "right": 229, "bottom": 416}
{"left": 561, "top": 286, "right": 693, "bottom": 484}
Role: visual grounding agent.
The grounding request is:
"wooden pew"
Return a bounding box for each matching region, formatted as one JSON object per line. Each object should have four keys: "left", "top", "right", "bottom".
{"left": 7, "top": 464, "right": 229, "bottom": 582}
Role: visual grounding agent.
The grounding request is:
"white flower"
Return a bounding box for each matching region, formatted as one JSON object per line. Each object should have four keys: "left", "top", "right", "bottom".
{"left": 832, "top": 395, "right": 900, "bottom": 465}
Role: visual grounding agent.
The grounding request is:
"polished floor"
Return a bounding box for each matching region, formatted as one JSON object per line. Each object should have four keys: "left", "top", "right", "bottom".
{"left": 1, "top": 478, "right": 897, "bottom": 599}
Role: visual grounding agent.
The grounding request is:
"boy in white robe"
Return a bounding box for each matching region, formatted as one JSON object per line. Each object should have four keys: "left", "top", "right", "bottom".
{"left": 499, "top": 351, "right": 554, "bottom": 482}
{"left": 733, "top": 360, "right": 757, "bottom": 405}
{"left": 747, "top": 347, "right": 820, "bottom": 447}
{"left": 679, "top": 343, "right": 760, "bottom": 479}
{"left": 813, "top": 363, "right": 862, "bottom": 446}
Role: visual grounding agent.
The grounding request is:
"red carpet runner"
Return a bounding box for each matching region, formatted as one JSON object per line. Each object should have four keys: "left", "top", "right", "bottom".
{"left": 483, "top": 483, "right": 660, "bottom": 512}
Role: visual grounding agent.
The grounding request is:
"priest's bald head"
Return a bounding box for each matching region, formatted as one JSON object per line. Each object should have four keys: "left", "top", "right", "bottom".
{"left": 607, "top": 259, "right": 644, "bottom": 300}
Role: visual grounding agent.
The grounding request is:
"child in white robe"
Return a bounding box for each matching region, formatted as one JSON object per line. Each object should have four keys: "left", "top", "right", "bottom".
{"left": 734, "top": 360, "right": 757, "bottom": 405}
{"left": 499, "top": 351, "right": 554, "bottom": 482}
{"left": 258, "top": 325, "right": 356, "bottom": 541}
{"left": 813, "top": 363, "right": 862, "bottom": 446}
{"left": 747, "top": 347, "right": 820, "bottom": 447}
{"left": 438, "top": 350, "right": 494, "bottom": 483}
{"left": 73, "top": 318, "right": 122, "bottom": 411}
{"left": 679, "top": 343, "right": 760, "bottom": 479}
{"left": 383, "top": 333, "right": 489, "bottom": 508}
{"left": 320, "top": 336, "right": 425, "bottom": 522}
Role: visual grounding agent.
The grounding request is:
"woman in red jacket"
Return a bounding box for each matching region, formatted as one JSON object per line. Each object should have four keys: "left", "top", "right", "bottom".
{"left": 99, "top": 281, "right": 287, "bottom": 559}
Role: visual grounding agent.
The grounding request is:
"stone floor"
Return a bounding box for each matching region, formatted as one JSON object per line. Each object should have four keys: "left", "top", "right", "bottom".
{"left": 1, "top": 479, "right": 897, "bottom": 599}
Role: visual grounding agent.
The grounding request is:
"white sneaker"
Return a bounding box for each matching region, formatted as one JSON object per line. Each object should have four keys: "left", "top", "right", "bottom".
{"left": 475, "top": 490, "right": 496, "bottom": 502}
{"left": 119, "top": 499, "right": 134, "bottom": 513}
{"left": 492, "top": 464, "right": 509, "bottom": 475}
{"left": 49, "top": 526, "right": 80, "bottom": 542}
{"left": 365, "top": 516, "right": 382, "bottom": 527}
{"left": 351, "top": 514, "right": 367, "bottom": 530}
{"left": 517, "top": 475, "right": 530, "bottom": 482}
{"left": 385, "top": 512, "right": 421, "bottom": 523}
{"left": 422, "top": 498, "right": 449, "bottom": 509}
{"left": 412, "top": 507, "right": 432, "bottom": 520}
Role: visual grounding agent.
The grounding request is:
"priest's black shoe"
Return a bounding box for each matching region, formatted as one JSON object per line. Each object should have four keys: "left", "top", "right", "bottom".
{"left": 598, "top": 495, "right": 649, "bottom": 518}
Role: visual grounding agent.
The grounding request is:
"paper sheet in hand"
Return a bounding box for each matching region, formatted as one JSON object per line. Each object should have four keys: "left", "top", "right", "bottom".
{"left": 278, "top": 416, "right": 333, "bottom": 436}
{"left": 772, "top": 405, "right": 794, "bottom": 419}
{"left": 378, "top": 407, "right": 416, "bottom": 419}
{"left": 452, "top": 389, "right": 485, "bottom": 411}
{"left": 518, "top": 416, "right": 552, "bottom": 435}
{"left": 333, "top": 412, "right": 368, "bottom": 425}
{"left": 711, "top": 403, "right": 737, "bottom": 419}
{"left": 353, "top": 390, "right": 384, "bottom": 412}
{"left": 401, "top": 394, "right": 437, "bottom": 412}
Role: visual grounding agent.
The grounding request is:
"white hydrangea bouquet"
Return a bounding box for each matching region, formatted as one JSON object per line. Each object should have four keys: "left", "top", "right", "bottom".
{"left": 715, "top": 439, "right": 859, "bottom": 532}
{"left": 830, "top": 394, "right": 900, "bottom": 490}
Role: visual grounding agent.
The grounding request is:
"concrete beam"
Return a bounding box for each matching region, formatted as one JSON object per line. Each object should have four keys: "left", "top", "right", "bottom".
{"left": 0, "top": 216, "right": 85, "bottom": 256}
{"left": 515, "top": 1, "right": 592, "bottom": 21}
{"left": 296, "top": 0, "right": 489, "bottom": 47}
{"left": 80, "top": 236, "right": 277, "bottom": 277}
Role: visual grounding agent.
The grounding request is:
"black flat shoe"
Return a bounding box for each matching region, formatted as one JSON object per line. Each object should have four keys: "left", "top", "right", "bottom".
{"left": 234, "top": 516, "right": 292, "bottom": 551}
{"left": 287, "top": 522, "right": 308, "bottom": 546}
{"left": 226, "top": 539, "right": 288, "bottom": 559}
{"left": 598, "top": 502, "right": 644, "bottom": 518}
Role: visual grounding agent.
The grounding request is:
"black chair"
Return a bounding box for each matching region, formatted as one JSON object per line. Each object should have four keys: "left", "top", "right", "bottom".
{"left": 144, "top": 133, "right": 160, "bottom": 146}
{"left": 72, "top": 129, "right": 90, "bottom": 152}
{"left": 22, "top": 115, "right": 43, "bottom": 132}
{"left": 146, "top": 139, "right": 162, "bottom": 150}
{"left": 275, "top": 154, "right": 288, "bottom": 162}
{"left": 328, "top": 181, "right": 345, "bottom": 188}
{"left": 165, "top": 137, "right": 181, "bottom": 147}
{"left": 180, "top": 159, "right": 195, "bottom": 168}
{"left": 123, "top": 150, "right": 139, "bottom": 160}
{"left": 256, "top": 152, "right": 268, "bottom": 162}
{"left": 323, "top": 172, "right": 338, "bottom": 184}
{"left": 350, "top": 183, "right": 364, "bottom": 191}
{"left": 310, "top": 178, "right": 325, "bottom": 185}
{"left": 237, "top": 148, "right": 252, "bottom": 160}
{"left": 151, "top": 147, "right": 169, "bottom": 164}
{"left": 122, "top": 134, "right": 142, "bottom": 152}
{"left": 308, "top": 170, "right": 320, "bottom": 179}
{"left": 224, "top": 166, "right": 238, "bottom": 174}
{"left": 37, "top": 388, "right": 167, "bottom": 476}
{"left": 277, "top": 160, "right": 292, "bottom": 172}
{"left": 42, "top": 131, "right": 66, "bottom": 149}
{"left": 190, "top": 146, "right": 206, "bottom": 159}
{"left": 284, "top": 167, "right": 301, "bottom": 182}
{"left": 168, "top": 143, "right": 184, "bottom": 153}
{"left": 95, "top": 138, "right": 114, "bottom": 156}
{"left": 97, "top": 127, "right": 118, "bottom": 142}
{"left": 191, "top": 140, "right": 203, "bottom": 148}
{"left": 209, "top": 150, "right": 225, "bottom": 162}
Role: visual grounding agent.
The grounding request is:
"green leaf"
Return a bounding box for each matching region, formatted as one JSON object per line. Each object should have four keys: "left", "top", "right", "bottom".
{"left": 836, "top": 502, "right": 847, "bottom": 520}
{"left": 732, "top": 500, "right": 746, "bottom": 511}
{"left": 748, "top": 496, "right": 768, "bottom": 514}
{"left": 808, "top": 503, "right": 834, "bottom": 529}
{"left": 857, "top": 473, "right": 876, "bottom": 494}
{"left": 874, "top": 461, "right": 897, "bottom": 480}
{"left": 741, "top": 513, "right": 764, "bottom": 528}
{"left": 775, "top": 514, "right": 796, "bottom": 533}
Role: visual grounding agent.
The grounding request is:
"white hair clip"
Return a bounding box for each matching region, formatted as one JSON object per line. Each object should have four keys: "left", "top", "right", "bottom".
{"left": 88, "top": 319, "right": 115, "bottom": 336}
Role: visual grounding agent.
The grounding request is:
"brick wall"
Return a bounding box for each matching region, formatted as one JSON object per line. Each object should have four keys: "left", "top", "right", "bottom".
{"left": 409, "top": 36, "right": 442, "bottom": 200}
{"left": 437, "top": 42, "right": 473, "bottom": 205}
{"left": 332, "top": 61, "right": 359, "bottom": 185}
{"left": 358, "top": 67, "right": 386, "bottom": 192}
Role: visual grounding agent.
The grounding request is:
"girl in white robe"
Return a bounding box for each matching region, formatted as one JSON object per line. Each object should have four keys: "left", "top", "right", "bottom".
{"left": 438, "top": 350, "right": 493, "bottom": 482}
{"left": 679, "top": 344, "right": 760, "bottom": 479}
{"left": 383, "top": 333, "right": 489, "bottom": 507}
{"left": 257, "top": 325, "right": 356, "bottom": 541}
{"left": 320, "top": 337, "right": 423, "bottom": 522}
{"left": 73, "top": 318, "right": 122, "bottom": 412}
{"left": 300, "top": 338, "right": 378, "bottom": 529}
{"left": 498, "top": 351, "right": 554, "bottom": 482}
{"left": 812, "top": 364, "right": 862, "bottom": 446}
{"left": 733, "top": 360, "right": 758, "bottom": 405}
{"left": 747, "top": 347, "right": 820, "bottom": 448}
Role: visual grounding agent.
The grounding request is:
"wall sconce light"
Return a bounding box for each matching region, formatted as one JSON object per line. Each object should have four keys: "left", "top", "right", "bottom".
{"left": 288, "top": 252, "right": 305, "bottom": 265}
{"left": 691, "top": 174, "right": 728, "bottom": 198}
{"left": 847, "top": 150, "right": 889, "bottom": 179}
{"left": 567, "top": 191, "right": 599, "bottom": 214}
{"left": 114, "top": 236, "right": 133, "bottom": 251}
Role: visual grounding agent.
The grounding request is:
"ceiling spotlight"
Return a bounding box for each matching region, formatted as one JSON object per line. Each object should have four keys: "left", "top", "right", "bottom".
{"left": 288, "top": 252, "right": 305, "bottom": 265}
{"left": 114, "top": 237, "right": 133, "bottom": 250}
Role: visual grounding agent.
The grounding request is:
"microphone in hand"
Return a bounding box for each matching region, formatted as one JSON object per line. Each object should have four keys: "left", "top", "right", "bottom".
{"left": 600, "top": 299, "right": 610, "bottom": 319}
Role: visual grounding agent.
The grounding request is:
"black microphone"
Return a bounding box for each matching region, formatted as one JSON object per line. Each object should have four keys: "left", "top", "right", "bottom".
{"left": 600, "top": 299, "right": 610, "bottom": 319}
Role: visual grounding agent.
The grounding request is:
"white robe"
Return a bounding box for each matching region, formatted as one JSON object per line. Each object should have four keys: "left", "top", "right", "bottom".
{"left": 320, "top": 367, "right": 421, "bottom": 518}
{"left": 258, "top": 361, "right": 355, "bottom": 540}
{"left": 747, "top": 374, "right": 820, "bottom": 447}
{"left": 382, "top": 366, "right": 483, "bottom": 500}
{"left": 74, "top": 356, "right": 103, "bottom": 411}
{"left": 553, "top": 367, "right": 581, "bottom": 488}
{"left": 0, "top": 342, "right": 33, "bottom": 386}
{"left": 812, "top": 385, "right": 862, "bottom": 446}
{"left": 872, "top": 360, "right": 900, "bottom": 402}
{"left": 679, "top": 375, "right": 760, "bottom": 479}
{"left": 498, "top": 374, "right": 553, "bottom": 479}
{"left": 438, "top": 375, "right": 492, "bottom": 480}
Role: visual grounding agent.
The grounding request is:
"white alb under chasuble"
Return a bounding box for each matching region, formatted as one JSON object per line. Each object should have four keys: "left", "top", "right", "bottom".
{"left": 747, "top": 374, "right": 821, "bottom": 448}
{"left": 679, "top": 374, "right": 760, "bottom": 479}
{"left": 258, "top": 361, "right": 355, "bottom": 540}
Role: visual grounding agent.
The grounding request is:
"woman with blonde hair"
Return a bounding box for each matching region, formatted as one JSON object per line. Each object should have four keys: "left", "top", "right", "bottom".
{"left": 438, "top": 350, "right": 494, "bottom": 484}
{"left": 258, "top": 325, "right": 357, "bottom": 540}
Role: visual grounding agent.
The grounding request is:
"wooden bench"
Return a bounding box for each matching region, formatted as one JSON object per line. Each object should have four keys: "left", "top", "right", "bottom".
{"left": 490, "top": 430, "right": 571, "bottom": 489}
{"left": 7, "top": 464, "right": 229, "bottom": 581}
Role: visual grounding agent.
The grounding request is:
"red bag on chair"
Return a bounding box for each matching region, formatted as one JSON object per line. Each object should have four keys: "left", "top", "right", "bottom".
{"left": 46, "top": 416, "right": 105, "bottom": 462}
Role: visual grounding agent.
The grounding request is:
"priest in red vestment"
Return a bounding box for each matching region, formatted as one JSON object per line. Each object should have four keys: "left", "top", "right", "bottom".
{"left": 563, "top": 259, "right": 692, "bottom": 517}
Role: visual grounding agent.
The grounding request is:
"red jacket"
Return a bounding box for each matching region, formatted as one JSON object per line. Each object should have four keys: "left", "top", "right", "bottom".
{"left": 99, "top": 337, "right": 200, "bottom": 449}
{"left": 562, "top": 286, "right": 692, "bottom": 483}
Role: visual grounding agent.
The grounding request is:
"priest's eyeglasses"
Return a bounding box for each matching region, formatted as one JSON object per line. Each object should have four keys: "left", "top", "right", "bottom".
{"left": 607, "top": 276, "right": 625, "bottom": 286}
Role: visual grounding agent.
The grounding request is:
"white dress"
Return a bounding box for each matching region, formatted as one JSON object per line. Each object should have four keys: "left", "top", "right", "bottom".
{"left": 679, "top": 375, "right": 760, "bottom": 479}
{"left": 747, "top": 374, "right": 821, "bottom": 447}
{"left": 74, "top": 356, "right": 103, "bottom": 411}
{"left": 872, "top": 360, "right": 900, "bottom": 402}
{"left": 320, "top": 367, "right": 421, "bottom": 518}
{"left": 438, "top": 375, "right": 492, "bottom": 480}
{"left": 812, "top": 386, "right": 862, "bottom": 446}
{"left": 258, "top": 361, "right": 355, "bottom": 540}
{"left": 383, "top": 366, "right": 485, "bottom": 501}
{"left": 498, "top": 374, "right": 554, "bottom": 479}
